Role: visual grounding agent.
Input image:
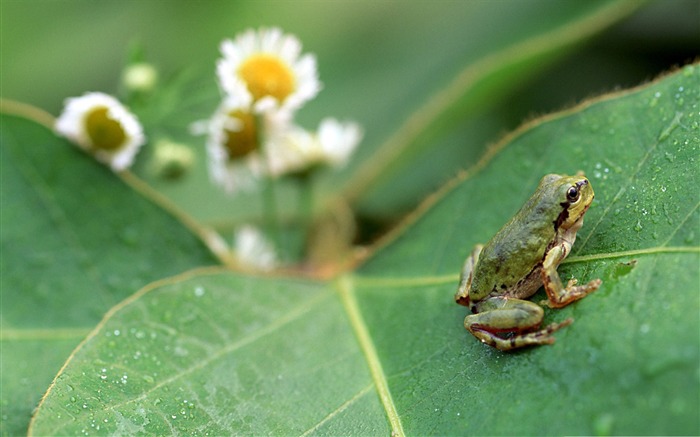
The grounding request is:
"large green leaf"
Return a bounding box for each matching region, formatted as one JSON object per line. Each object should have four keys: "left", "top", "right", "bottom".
{"left": 27, "top": 65, "right": 699, "bottom": 435}
{"left": 0, "top": 108, "right": 220, "bottom": 436}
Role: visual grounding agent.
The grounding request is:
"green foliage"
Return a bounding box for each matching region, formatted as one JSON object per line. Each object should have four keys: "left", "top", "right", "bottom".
{"left": 0, "top": 114, "right": 219, "bottom": 435}
{"left": 2, "top": 1, "right": 699, "bottom": 436}
{"left": 7, "top": 64, "right": 699, "bottom": 436}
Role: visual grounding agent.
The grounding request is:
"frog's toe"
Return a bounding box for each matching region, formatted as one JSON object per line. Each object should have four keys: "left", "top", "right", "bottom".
{"left": 587, "top": 278, "right": 602, "bottom": 290}
{"left": 544, "top": 317, "right": 573, "bottom": 332}
{"left": 524, "top": 318, "right": 573, "bottom": 343}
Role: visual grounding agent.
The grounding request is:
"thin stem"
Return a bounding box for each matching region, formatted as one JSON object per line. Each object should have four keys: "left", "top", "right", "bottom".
{"left": 298, "top": 170, "right": 315, "bottom": 229}
{"left": 297, "top": 170, "right": 317, "bottom": 259}
{"left": 262, "top": 173, "right": 282, "bottom": 256}
{"left": 255, "top": 113, "right": 282, "bottom": 258}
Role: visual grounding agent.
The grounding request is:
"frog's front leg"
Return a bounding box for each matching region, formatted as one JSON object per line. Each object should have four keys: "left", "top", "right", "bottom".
{"left": 455, "top": 244, "right": 483, "bottom": 307}
{"left": 465, "top": 296, "right": 572, "bottom": 351}
{"left": 541, "top": 243, "right": 602, "bottom": 309}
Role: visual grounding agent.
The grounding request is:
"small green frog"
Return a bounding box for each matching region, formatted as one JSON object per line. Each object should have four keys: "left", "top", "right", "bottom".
{"left": 455, "top": 173, "right": 602, "bottom": 351}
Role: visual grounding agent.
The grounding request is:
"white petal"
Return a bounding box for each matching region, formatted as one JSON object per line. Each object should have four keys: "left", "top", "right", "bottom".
{"left": 55, "top": 92, "right": 145, "bottom": 171}
{"left": 216, "top": 27, "right": 321, "bottom": 112}
{"left": 235, "top": 225, "right": 278, "bottom": 271}
{"left": 318, "top": 118, "right": 363, "bottom": 167}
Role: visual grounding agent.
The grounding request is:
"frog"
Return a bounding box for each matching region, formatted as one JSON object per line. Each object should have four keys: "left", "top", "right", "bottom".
{"left": 455, "top": 173, "right": 602, "bottom": 351}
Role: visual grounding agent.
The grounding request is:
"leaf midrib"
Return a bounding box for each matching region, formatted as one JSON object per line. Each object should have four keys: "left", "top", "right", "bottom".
{"left": 354, "top": 246, "right": 700, "bottom": 288}
{"left": 0, "top": 328, "right": 91, "bottom": 341}
{"left": 336, "top": 275, "right": 405, "bottom": 437}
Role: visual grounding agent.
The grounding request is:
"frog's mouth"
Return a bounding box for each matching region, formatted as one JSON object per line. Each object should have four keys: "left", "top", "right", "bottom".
{"left": 561, "top": 201, "right": 588, "bottom": 227}
{"left": 556, "top": 181, "right": 593, "bottom": 231}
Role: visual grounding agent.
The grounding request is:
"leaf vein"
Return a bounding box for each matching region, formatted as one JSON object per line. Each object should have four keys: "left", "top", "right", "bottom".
{"left": 660, "top": 200, "right": 699, "bottom": 247}
{"left": 337, "top": 275, "right": 405, "bottom": 437}
{"left": 299, "top": 384, "right": 375, "bottom": 436}
{"left": 355, "top": 246, "right": 699, "bottom": 288}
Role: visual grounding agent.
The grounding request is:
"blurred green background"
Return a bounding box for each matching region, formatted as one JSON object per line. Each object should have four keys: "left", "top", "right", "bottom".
{"left": 2, "top": 1, "right": 698, "bottom": 113}
{"left": 2, "top": 0, "right": 698, "bottom": 244}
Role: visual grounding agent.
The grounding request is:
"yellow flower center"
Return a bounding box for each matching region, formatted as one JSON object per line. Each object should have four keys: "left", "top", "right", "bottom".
{"left": 224, "top": 110, "right": 258, "bottom": 159}
{"left": 85, "top": 107, "right": 126, "bottom": 151}
{"left": 238, "top": 54, "right": 295, "bottom": 103}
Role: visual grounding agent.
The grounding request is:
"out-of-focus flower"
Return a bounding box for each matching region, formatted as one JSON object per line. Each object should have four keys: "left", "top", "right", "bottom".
{"left": 151, "top": 139, "right": 194, "bottom": 180}
{"left": 234, "top": 225, "right": 278, "bottom": 271}
{"left": 205, "top": 95, "right": 284, "bottom": 193}
{"left": 55, "top": 92, "right": 145, "bottom": 171}
{"left": 122, "top": 62, "right": 158, "bottom": 93}
{"left": 216, "top": 27, "right": 321, "bottom": 114}
{"left": 266, "top": 118, "right": 363, "bottom": 177}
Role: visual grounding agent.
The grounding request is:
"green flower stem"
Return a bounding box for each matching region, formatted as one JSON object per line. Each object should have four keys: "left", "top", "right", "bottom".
{"left": 256, "top": 113, "right": 282, "bottom": 260}
{"left": 292, "top": 167, "right": 319, "bottom": 260}
{"left": 262, "top": 174, "right": 282, "bottom": 259}
{"left": 299, "top": 171, "right": 315, "bottom": 229}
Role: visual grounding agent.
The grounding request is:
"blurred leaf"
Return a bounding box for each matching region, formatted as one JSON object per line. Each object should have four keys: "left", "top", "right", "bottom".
{"left": 0, "top": 108, "right": 220, "bottom": 436}
{"left": 335, "top": 0, "right": 644, "bottom": 219}
{"left": 28, "top": 65, "right": 699, "bottom": 435}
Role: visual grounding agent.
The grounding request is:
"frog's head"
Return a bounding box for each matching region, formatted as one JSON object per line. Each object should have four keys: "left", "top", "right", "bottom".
{"left": 552, "top": 174, "right": 595, "bottom": 231}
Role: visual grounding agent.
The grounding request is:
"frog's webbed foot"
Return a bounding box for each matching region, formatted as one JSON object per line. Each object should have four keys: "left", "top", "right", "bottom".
{"left": 544, "top": 277, "right": 602, "bottom": 309}
{"left": 541, "top": 244, "right": 602, "bottom": 309}
{"left": 465, "top": 297, "right": 573, "bottom": 351}
{"left": 469, "top": 319, "right": 572, "bottom": 351}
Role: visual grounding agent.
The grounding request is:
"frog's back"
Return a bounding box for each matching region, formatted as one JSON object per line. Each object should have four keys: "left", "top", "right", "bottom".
{"left": 471, "top": 177, "right": 563, "bottom": 298}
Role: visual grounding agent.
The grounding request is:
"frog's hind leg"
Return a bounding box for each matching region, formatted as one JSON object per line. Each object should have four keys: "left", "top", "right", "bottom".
{"left": 465, "top": 297, "right": 572, "bottom": 351}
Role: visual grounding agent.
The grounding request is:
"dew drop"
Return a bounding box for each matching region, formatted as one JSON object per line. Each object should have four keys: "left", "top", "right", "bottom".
{"left": 119, "top": 226, "right": 141, "bottom": 247}
{"left": 593, "top": 412, "right": 615, "bottom": 436}
{"left": 194, "top": 286, "right": 205, "bottom": 297}
{"left": 634, "top": 220, "right": 643, "bottom": 232}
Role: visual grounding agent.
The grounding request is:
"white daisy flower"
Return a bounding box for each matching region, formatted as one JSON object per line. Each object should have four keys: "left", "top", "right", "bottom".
{"left": 234, "top": 225, "right": 278, "bottom": 271}
{"left": 55, "top": 92, "right": 145, "bottom": 171}
{"left": 266, "top": 118, "right": 363, "bottom": 177}
{"left": 216, "top": 27, "right": 321, "bottom": 114}
{"left": 205, "top": 95, "right": 288, "bottom": 193}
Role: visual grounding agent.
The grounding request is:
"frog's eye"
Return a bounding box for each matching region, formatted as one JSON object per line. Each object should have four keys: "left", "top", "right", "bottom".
{"left": 567, "top": 186, "right": 580, "bottom": 203}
